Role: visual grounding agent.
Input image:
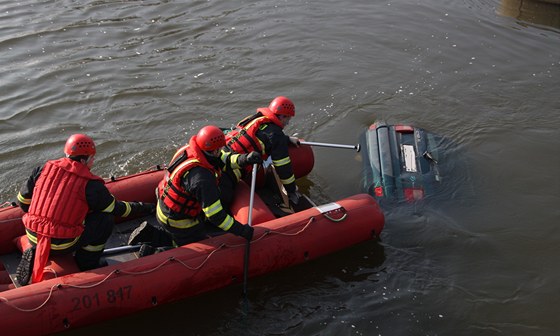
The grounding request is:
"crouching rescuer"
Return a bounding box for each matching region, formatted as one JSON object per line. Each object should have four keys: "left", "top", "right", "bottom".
{"left": 153, "top": 125, "right": 261, "bottom": 249}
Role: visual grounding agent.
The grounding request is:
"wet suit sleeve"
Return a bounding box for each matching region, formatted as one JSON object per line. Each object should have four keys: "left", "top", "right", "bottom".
{"left": 185, "top": 166, "right": 247, "bottom": 235}
{"left": 16, "top": 166, "right": 43, "bottom": 212}
{"left": 258, "top": 125, "right": 297, "bottom": 194}
{"left": 85, "top": 180, "right": 153, "bottom": 218}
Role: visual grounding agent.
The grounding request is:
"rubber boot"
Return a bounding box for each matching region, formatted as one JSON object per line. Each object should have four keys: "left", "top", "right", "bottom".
{"left": 129, "top": 221, "right": 173, "bottom": 247}
{"left": 15, "top": 247, "right": 36, "bottom": 286}
{"left": 138, "top": 244, "right": 156, "bottom": 257}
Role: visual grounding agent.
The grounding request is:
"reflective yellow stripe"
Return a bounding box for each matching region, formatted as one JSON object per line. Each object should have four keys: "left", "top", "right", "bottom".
{"left": 25, "top": 230, "right": 80, "bottom": 250}
{"left": 156, "top": 203, "right": 199, "bottom": 229}
{"left": 25, "top": 230, "right": 37, "bottom": 244}
{"left": 219, "top": 150, "right": 230, "bottom": 164}
{"left": 17, "top": 193, "right": 31, "bottom": 205}
{"left": 232, "top": 168, "right": 242, "bottom": 181}
{"left": 203, "top": 199, "right": 223, "bottom": 218}
{"left": 102, "top": 197, "right": 116, "bottom": 213}
{"left": 219, "top": 151, "right": 243, "bottom": 170}
{"left": 218, "top": 151, "right": 242, "bottom": 181}
{"left": 257, "top": 139, "right": 265, "bottom": 154}
{"left": 121, "top": 201, "right": 132, "bottom": 217}
{"left": 230, "top": 153, "right": 242, "bottom": 169}
{"left": 218, "top": 215, "right": 234, "bottom": 230}
{"left": 51, "top": 237, "right": 80, "bottom": 250}
{"left": 281, "top": 174, "right": 296, "bottom": 185}
{"left": 81, "top": 243, "right": 104, "bottom": 252}
{"left": 250, "top": 118, "right": 264, "bottom": 129}
{"left": 203, "top": 200, "right": 234, "bottom": 230}
{"left": 273, "top": 156, "right": 291, "bottom": 167}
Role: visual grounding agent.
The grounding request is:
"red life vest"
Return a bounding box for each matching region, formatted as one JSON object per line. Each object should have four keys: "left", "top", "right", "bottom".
{"left": 226, "top": 109, "right": 284, "bottom": 157}
{"left": 157, "top": 136, "right": 220, "bottom": 217}
{"left": 23, "top": 157, "right": 103, "bottom": 238}
{"left": 23, "top": 157, "right": 103, "bottom": 283}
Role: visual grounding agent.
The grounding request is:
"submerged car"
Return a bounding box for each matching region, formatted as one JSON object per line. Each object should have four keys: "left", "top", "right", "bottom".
{"left": 360, "top": 121, "right": 445, "bottom": 206}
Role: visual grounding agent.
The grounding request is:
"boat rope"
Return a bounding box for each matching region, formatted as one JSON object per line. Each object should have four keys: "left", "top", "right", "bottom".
{"left": 44, "top": 268, "right": 58, "bottom": 278}
{"left": 0, "top": 202, "right": 14, "bottom": 208}
{"left": 221, "top": 217, "right": 316, "bottom": 249}
{"left": 173, "top": 243, "right": 226, "bottom": 271}
{"left": 0, "top": 216, "right": 317, "bottom": 313}
{"left": 322, "top": 212, "right": 347, "bottom": 222}
{"left": 263, "top": 216, "right": 316, "bottom": 236}
{"left": 0, "top": 285, "right": 57, "bottom": 312}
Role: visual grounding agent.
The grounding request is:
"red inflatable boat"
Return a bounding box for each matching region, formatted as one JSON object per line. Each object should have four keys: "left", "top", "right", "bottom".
{"left": 0, "top": 144, "right": 384, "bottom": 336}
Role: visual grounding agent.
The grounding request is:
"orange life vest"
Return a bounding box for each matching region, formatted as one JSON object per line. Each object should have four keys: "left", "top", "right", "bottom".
{"left": 157, "top": 136, "right": 220, "bottom": 218}
{"left": 226, "top": 108, "right": 284, "bottom": 157}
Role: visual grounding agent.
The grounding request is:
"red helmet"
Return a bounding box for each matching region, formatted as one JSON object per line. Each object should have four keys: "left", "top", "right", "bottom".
{"left": 64, "top": 134, "right": 96, "bottom": 157}
{"left": 195, "top": 125, "right": 226, "bottom": 151}
{"left": 268, "top": 96, "right": 295, "bottom": 117}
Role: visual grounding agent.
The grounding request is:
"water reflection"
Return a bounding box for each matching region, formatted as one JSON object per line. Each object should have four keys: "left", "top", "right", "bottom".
{"left": 499, "top": 0, "right": 560, "bottom": 29}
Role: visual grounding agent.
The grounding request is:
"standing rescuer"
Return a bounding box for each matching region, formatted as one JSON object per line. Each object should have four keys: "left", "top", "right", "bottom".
{"left": 15, "top": 134, "right": 156, "bottom": 286}
{"left": 154, "top": 125, "right": 261, "bottom": 247}
{"left": 226, "top": 96, "right": 302, "bottom": 204}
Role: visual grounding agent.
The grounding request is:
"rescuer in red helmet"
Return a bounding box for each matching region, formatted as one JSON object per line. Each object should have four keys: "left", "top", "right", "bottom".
{"left": 226, "top": 96, "right": 302, "bottom": 205}
{"left": 15, "top": 134, "right": 156, "bottom": 286}
{"left": 149, "top": 125, "right": 261, "bottom": 250}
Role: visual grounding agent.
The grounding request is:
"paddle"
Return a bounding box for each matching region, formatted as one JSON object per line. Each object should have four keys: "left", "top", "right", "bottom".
{"left": 269, "top": 165, "right": 294, "bottom": 214}
{"left": 299, "top": 140, "right": 361, "bottom": 152}
{"left": 242, "top": 163, "right": 258, "bottom": 300}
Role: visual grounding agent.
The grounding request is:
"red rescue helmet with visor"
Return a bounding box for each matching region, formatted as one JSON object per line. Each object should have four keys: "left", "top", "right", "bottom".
{"left": 196, "top": 125, "right": 226, "bottom": 151}
{"left": 64, "top": 134, "right": 96, "bottom": 157}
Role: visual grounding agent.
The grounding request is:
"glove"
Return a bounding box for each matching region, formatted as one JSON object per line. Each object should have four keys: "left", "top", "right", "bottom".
{"left": 289, "top": 136, "right": 300, "bottom": 147}
{"left": 229, "top": 221, "right": 254, "bottom": 241}
{"left": 238, "top": 224, "right": 254, "bottom": 241}
{"left": 238, "top": 152, "right": 262, "bottom": 167}
{"left": 138, "top": 202, "right": 156, "bottom": 214}
{"left": 288, "top": 191, "right": 302, "bottom": 205}
{"left": 246, "top": 151, "right": 262, "bottom": 165}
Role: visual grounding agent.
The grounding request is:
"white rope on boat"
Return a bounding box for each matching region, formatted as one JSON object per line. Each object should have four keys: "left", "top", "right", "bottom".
{"left": 0, "top": 216, "right": 317, "bottom": 312}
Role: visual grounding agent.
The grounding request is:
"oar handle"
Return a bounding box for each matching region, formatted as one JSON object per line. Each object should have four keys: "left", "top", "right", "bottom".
{"left": 247, "top": 164, "right": 258, "bottom": 227}
{"left": 242, "top": 163, "right": 258, "bottom": 300}
{"left": 103, "top": 245, "right": 141, "bottom": 255}
{"left": 299, "top": 141, "right": 360, "bottom": 152}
